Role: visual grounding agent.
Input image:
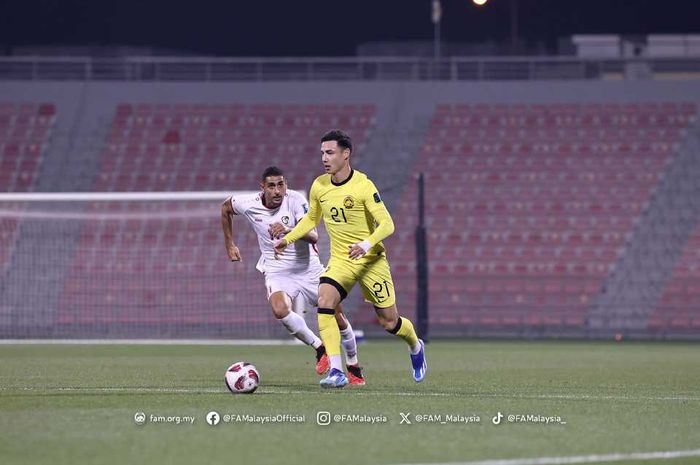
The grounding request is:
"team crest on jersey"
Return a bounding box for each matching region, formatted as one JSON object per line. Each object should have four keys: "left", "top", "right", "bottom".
{"left": 281, "top": 216, "right": 290, "bottom": 225}
{"left": 343, "top": 196, "right": 355, "bottom": 209}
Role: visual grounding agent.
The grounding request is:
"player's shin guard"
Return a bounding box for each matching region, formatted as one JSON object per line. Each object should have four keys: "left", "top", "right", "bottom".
{"left": 318, "top": 308, "right": 343, "bottom": 371}
{"left": 387, "top": 316, "right": 420, "bottom": 353}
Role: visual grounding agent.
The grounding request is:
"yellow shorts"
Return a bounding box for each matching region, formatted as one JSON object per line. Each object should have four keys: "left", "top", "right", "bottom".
{"left": 320, "top": 255, "right": 395, "bottom": 308}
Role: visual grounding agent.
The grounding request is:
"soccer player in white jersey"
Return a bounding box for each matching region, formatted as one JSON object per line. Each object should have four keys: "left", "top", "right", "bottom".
{"left": 221, "top": 166, "right": 364, "bottom": 384}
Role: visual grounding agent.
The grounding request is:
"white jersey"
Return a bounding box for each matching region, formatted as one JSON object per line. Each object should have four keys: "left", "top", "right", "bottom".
{"left": 230, "top": 190, "right": 324, "bottom": 275}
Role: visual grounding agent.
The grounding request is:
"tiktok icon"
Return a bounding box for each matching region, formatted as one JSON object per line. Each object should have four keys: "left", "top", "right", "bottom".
{"left": 492, "top": 411, "right": 503, "bottom": 425}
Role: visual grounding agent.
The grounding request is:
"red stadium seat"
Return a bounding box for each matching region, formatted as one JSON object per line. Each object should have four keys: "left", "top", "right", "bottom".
{"left": 56, "top": 103, "right": 377, "bottom": 326}
{"left": 391, "top": 102, "right": 696, "bottom": 331}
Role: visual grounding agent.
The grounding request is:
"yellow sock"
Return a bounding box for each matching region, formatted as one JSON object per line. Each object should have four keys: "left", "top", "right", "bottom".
{"left": 317, "top": 309, "right": 341, "bottom": 356}
{"left": 389, "top": 316, "right": 420, "bottom": 350}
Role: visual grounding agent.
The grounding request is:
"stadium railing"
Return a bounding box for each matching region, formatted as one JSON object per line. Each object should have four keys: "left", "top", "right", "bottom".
{"left": 1, "top": 56, "right": 700, "bottom": 81}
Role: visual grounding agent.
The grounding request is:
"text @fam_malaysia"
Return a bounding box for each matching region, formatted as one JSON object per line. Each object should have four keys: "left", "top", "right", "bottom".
{"left": 134, "top": 411, "right": 565, "bottom": 426}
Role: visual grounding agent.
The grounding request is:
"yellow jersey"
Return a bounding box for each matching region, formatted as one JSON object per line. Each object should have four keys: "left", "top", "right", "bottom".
{"left": 284, "top": 169, "right": 395, "bottom": 264}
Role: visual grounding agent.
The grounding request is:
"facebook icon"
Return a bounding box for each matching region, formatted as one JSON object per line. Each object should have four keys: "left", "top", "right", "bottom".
{"left": 206, "top": 411, "right": 221, "bottom": 426}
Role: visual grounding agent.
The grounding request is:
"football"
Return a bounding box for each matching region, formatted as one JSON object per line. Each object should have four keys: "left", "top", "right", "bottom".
{"left": 224, "top": 362, "right": 260, "bottom": 394}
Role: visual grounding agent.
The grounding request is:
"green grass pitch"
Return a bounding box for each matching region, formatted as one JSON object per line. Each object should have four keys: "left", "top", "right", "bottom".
{"left": 1, "top": 341, "right": 699, "bottom": 465}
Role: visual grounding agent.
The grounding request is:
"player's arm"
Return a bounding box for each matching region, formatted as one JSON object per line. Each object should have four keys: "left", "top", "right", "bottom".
{"left": 274, "top": 183, "right": 321, "bottom": 257}
{"left": 269, "top": 194, "right": 319, "bottom": 244}
{"left": 348, "top": 183, "right": 395, "bottom": 260}
{"left": 301, "top": 228, "right": 319, "bottom": 244}
{"left": 221, "top": 197, "right": 242, "bottom": 262}
{"left": 268, "top": 223, "right": 319, "bottom": 244}
{"left": 269, "top": 223, "right": 319, "bottom": 244}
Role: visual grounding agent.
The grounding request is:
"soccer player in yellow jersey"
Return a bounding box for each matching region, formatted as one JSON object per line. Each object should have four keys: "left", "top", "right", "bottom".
{"left": 274, "top": 129, "right": 427, "bottom": 388}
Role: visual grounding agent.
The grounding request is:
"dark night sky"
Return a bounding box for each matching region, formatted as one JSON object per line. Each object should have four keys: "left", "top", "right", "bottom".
{"left": 1, "top": 0, "right": 699, "bottom": 56}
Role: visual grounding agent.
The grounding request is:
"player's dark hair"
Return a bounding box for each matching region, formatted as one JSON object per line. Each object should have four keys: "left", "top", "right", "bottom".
{"left": 261, "top": 166, "right": 284, "bottom": 182}
{"left": 321, "top": 129, "right": 353, "bottom": 154}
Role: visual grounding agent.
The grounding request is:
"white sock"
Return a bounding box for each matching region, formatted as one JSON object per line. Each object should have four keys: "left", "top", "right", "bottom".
{"left": 330, "top": 354, "right": 343, "bottom": 372}
{"left": 409, "top": 341, "right": 422, "bottom": 355}
{"left": 340, "top": 323, "right": 358, "bottom": 366}
{"left": 279, "top": 312, "right": 322, "bottom": 348}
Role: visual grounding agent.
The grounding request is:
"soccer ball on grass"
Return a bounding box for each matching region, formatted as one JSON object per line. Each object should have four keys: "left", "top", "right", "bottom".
{"left": 225, "top": 362, "right": 260, "bottom": 394}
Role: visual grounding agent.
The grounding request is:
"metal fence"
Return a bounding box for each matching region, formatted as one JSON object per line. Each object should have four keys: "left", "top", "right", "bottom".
{"left": 1, "top": 56, "right": 700, "bottom": 81}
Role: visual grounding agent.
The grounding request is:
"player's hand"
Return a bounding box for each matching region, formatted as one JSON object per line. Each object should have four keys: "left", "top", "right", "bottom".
{"left": 226, "top": 243, "right": 242, "bottom": 262}
{"left": 273, "top": 238, "right": 288, "bottom": 260}
{"left": 268, "top": 222, "right": 290, "bottom": 240}
{"left": 348, "top": 240, "right": 372, "bottom": 260}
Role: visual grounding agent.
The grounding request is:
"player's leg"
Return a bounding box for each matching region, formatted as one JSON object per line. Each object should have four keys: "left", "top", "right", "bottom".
{"left": 335, "top": 304, "right": 364, "bottom": 385}
{"left": 372, "top": 303, "right": 419, "bottom": 351}
{"left": 291, "top": 295, "right": 333, "bottom": 375}
{"left": 266, "top": 274, "right": 329, "bottom": 374}
{"left": 307, "top": 263, "right": 363, "bottom": 385}
{"left": 316, "top": 282, "right": 347, "bottom": 387}
{"left": 269, "top": 291, "right": 328, "bottom": 373}
{"left": 317, "top": 260, "right": 361, "bottom": 388}
{"left": 373, "top": 303, "right": 426, "bottom": 382}
{"left": 360, "top": 257, "right": 426, "bottom": 382}
{"left": 334, "top": 305, "right": 357, "bottom": 364}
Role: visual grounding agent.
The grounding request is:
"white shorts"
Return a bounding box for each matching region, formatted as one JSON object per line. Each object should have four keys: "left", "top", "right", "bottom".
{"left": 264, "top": 268, "right": 321, "bottom": 307}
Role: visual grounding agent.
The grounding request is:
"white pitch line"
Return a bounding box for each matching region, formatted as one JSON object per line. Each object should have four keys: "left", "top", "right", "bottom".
{"left": 476, "top": 393, "right": 700, "bottom": 402}
{"left": 1, "top": 386, "right": 698, "bottom": 402}
{"left": 0, "top": 339, "right": 302, "bottom": 346}
{"left": 394, "top": 449, "right": 700, "bottom": 465}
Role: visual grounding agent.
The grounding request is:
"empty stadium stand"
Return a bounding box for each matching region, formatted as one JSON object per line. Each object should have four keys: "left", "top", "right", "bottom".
{"left": 651, "top": 223, "right": 700, "bottom": 331}
{"left": 391, "top": 102, "right": 697, "bottom": 335}
{"left": 57, "top": 103, "right": 376, "bottom": 332}
{"left": 0, "top": 102, "right": 55, "bottom": 192}
{"left": 2, "top": 80, "right": 699, "bottom": 340}
{"left": 0, "top": 102, "right": 55, "bottom": 276}
{"left": 96, "top": 103, "right": 375, "bottom": 191}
